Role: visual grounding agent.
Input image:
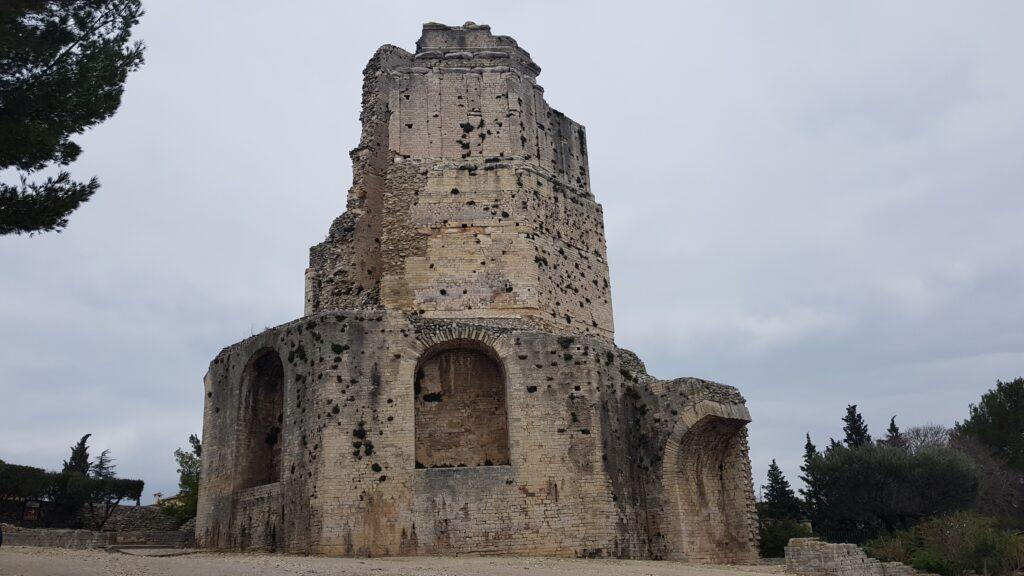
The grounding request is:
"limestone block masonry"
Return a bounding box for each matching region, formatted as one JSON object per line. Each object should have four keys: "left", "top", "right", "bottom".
{"left": 785, "top": 538, "right": 938, "bottom": 576}
{"left": 196, "top": 22, "right": 760, "bottom": 562}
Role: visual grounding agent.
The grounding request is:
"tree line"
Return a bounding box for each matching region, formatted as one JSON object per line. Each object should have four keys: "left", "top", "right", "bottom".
{"left": 758, "top": 377, "right": 1024, "bottom": 575}
{"left": 0, "top": 434, "right": 143, "bottom": 529}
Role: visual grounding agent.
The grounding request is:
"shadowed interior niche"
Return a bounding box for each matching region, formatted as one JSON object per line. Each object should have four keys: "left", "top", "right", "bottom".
{"left": 665, "top": 416, "right": 750, "bottom": 560}
{"left": 238, "top": 348, "right": 284, "bottom": 489}
{"left": 414, "top": 339, "right": 510, "bottom": 468}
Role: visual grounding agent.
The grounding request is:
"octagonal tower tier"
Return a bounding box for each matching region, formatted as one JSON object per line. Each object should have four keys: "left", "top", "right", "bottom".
{"left": 198, "top": 23, "right": 759, "bottom": 563}
{"left": 305, "top": 22, "right": 613, "bottom": 340}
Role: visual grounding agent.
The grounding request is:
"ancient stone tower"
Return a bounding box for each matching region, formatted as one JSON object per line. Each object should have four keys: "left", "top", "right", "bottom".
{"left": 197, "top": 22, "right": 759, "bottom": 562}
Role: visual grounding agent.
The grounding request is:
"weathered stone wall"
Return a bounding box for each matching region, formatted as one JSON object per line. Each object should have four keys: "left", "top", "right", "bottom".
{"left": 87, "top": 505, "right": 183, "bottom": 532}
{"left": 785, "top": 538, "right": 936, "bottom": 576}
{"left": 3, "top": 527, "right": 191, "bottom": 549}
{"left": 197, "top": 311, "right": 757, "bottom": 560}
{"left": 200, "top": 22, "right": 758, "bottom": 563}
{"left": 305, "top": 22, "right": 613, "bottom": 340}
{"left": 414, "top": 344, "right": 510, "bottom": 468}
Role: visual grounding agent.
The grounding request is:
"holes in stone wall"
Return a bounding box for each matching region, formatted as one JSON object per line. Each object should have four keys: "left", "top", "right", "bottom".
{"left": 238, "top": 348, "right": 284, "bottom": 489}
{"left": 414, "top": 339, "right": 510, "bottom": 468}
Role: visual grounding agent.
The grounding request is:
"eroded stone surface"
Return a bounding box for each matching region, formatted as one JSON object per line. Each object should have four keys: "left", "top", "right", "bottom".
{"left": 197, "top": 22, "right": 758, "bottom": 563}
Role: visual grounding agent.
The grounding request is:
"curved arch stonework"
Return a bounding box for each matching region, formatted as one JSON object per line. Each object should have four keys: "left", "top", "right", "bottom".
{"left": 197, "top": 22, "right": 759, "bottom": 562}
{"left": 652, "top": 404, "right": 759, "bottom": 563}
{"left": 413, "top": 338, "right": 511, "bottom": 468}
{"left": 237, "top": 348, "right": 285, "bottom": 490}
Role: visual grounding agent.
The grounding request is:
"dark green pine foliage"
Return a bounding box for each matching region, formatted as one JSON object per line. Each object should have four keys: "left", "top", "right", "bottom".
{"left": 826, "top": 437, "right": 843, "bottom": 453}
{"left": 62, "top": 433, "right": 91, "bottom": 475}
{"left": 90, "top": 448, "right": 116, "bottom": 479}
{"left": 761, "top": 459, "right": 803, "bottom": 521}
{"left": 0, "top": 0, "right": 145, "bottom": 235}
{"left": 799, "top": 434, "right": 821, "bottom": 516}
{"left": 842, "top": 404, "right": 872, "bottom": 448}
{"left": 956, "top": 378, "right": 1024, "bottom": 473}
{"left": 882, "top": 416, "right": 906, "bottom": 449}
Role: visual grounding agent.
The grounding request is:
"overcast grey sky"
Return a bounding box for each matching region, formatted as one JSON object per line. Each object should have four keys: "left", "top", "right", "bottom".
{"left": 2, "top": 1, "right": 1023, "bottom": 502}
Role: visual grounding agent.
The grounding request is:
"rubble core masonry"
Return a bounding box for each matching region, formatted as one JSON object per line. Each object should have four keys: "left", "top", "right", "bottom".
{"left": 196, "top": 22, "right": 760, "bottom": 562}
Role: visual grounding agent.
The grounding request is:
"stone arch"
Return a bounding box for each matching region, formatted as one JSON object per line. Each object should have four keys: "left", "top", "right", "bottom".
{"left": 652, "top": 402, "right": 756, "bottom": 563}
{"left": 237, "top": 348, "right": 284, "bottom": 489}
{"left": 413, "top": 338, "right": 510, "bottom": 468}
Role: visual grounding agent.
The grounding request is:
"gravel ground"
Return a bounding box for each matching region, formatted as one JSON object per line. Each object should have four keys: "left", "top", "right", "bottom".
{"left": 0, "top": 546, "right": 785, "bottom": 576}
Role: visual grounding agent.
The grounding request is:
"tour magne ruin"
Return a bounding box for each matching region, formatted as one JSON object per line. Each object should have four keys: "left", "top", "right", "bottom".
{"left": 196, "top": 22, "right": 759, "bottom": 562}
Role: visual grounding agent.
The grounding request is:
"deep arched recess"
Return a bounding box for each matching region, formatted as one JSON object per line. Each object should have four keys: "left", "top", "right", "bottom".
{"left": 238, "top": 348, "right": 284, "bottom": 489}
{"left": 414, "top": 339, "right": 510, "bottom": 468}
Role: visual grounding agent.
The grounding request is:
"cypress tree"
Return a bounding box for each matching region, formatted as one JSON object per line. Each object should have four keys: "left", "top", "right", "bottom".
{"left": 842, "top": 404, "right": 872, "bottom": 448}
{"left": 799, "top": 433, "right": 820, "bottom": 516}
{"left": 882, "top": 416, "right": 906, "bottom": 449}
{"left": 62, "top": 433, "right": 91, "bottom": 475}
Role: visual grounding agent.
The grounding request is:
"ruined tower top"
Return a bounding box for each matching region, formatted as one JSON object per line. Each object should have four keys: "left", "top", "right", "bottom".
{"left": 415, "top": 22, "right": 541, "bottom": 78}
{"left": 305, "top": 23, "right": 614, "bottom": 340}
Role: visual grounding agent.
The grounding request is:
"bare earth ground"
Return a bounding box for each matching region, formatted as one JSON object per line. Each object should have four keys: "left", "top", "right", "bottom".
{"left": 0, "top": 546, "right": 784, "bottom": 576}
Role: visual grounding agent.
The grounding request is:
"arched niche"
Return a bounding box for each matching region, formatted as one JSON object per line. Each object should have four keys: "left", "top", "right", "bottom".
{"left": 238, "top": 348, "right": 284, "bottom": 489}
{"left": 413, "top": 339, "right": 510, "bottom": 468}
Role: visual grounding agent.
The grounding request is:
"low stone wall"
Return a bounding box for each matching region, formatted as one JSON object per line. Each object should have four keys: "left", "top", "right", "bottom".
{"left": 785, "top": 538, "right": 935, "bottom": 576}
{"left": 87, "top": 505, "right": 183, "bottom": 532}
{"left": 3, "top": 528, "right": 191, "bottom": 549}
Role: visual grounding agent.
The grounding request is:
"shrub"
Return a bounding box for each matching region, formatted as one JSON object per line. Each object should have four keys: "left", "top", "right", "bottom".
{"left": 866, "top": 512, "right": 1024, "bottom": 576}
{"left": 759, "top": 518, "right": 812, "bottom": 558}
{"left": 807, "top": 444, "right": 978, "bottom": 541}
{"left": 0, "top": 462, "right": 50, "bottom": 500}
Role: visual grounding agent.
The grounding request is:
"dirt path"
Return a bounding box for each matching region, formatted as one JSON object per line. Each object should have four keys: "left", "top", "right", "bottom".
{"left": 0, "top": 546, "right": 785, "bottom": 576}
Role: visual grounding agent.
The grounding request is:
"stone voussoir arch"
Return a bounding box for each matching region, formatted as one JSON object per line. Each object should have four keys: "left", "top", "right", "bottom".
{"left": 655, "top": 399, "right": 755, "bottom": 563}
{"left": 405, "top": 323, "right": 517, "bottom": 469}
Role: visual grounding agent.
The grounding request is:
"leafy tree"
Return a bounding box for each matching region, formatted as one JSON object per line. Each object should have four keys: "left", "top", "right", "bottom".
{"left": 842, "top": 404, "right": 872, "bottom": 448}
{"left": 761, "top": 459, "right": 803, "bottom": 521}
{"left": 807, "top": 443, "right": 978, "bottom": 542}
{"left": 956, "top": 378, "right": 1024, "bottom": 473}
{"left": 0, "top": 461, "right": 49, "bottom": 501}
{"left": 50, "top": 434, "right": 141, "bottom": 528}
{"left": 881, "top": 416, "right": 906, "bottom": 449}
{"left": 905, "top": 424, "right": 950, "bottom": 454}
{"left": 62, "top": 433, "right": 91, "bottom": 475}
{"left": 82, "top": 474, "right": 143, "bottom": 529}
{"left": 161, "top": 434, "right": 201, "bottom": 521}
{"left": 0, "top": 0, "right": 145, "bottom": 235}
{"left": 950, "top": 434, "right": 1024, "bottom": 528}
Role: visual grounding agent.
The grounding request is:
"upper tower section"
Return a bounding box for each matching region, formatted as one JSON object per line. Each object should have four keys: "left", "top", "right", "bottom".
{"left": 415, "top": 21, "right": 542, "bottom": 78}
{"left": 306, "top": 23, "right": 613, "bottom": 340}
